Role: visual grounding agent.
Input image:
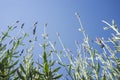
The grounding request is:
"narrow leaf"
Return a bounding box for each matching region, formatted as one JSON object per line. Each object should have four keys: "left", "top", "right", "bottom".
{"left": 44, "top": 62, "right": 49, "bottom": 74}
{"left": 17, "top": 70, "right": 25, "bottom": 80}
{"left": 20, "top": 64, "right": 26, "bottom": 74}
{"left": 9, "top": 68, "right": 18, "bottom": 75}
{"left": 5, "top": 60, "right": 19, "bottom": 69}
{"left": 53, "top": 74, "right": 62, "bottom": 79}
{"left": 52, "top": 67, "right": 61, "bottom": 73}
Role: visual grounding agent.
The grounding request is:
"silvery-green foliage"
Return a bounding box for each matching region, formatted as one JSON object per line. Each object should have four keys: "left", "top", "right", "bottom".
{"left": 57, "top": 13, "right": 120, "bottom": 80}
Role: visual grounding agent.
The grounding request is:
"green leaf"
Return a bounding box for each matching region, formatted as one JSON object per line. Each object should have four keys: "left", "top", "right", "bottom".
{"left": 43, "top": 51, "right": 47, "bottom": 63}
{"left": 13, "top": 40, "right": 20, "bottom": 50}
{"left": 44, "top": 62, "right": 49, "bottom": 75}
{"left": 113, "top": 68, "right": 119, "bottom": 74}
{"left": 53, "top": 74, "right": 62, "bottom": 79}
{"left": 82, "top": 76, "right": 86, "bottom": 80}
{"left": 20, "top": 64, "right": 26, "bottom": 74}
{"left": 33, "top": 70, "right": 44, "bottom": 75}
{"left": 20, "top": 33, "right": 28, "bottom": 41}
{"left": 0, "top": 74, "right": 8, "bottom": 78}
{"left": 8, "top": 26, "right": 12, "bottom": 30}
{"left": 9, "top": 68, "right": 18, "bottom": 75}
{"left": 17, "top": 70, "right": 25, "bottom": 80}
{"left": 2, "top": 56, "right": 8, "bottom": 63}
{"left": 58, "top": 62, "right": 65, "bottom": 67}
{"left": 49, "top": 60, "right": 55, "bottom": 66}
{"left": 0, "top": 62, "right": 4, "bottom": 72}
{"left": 1, "top": 31, "right": 9, "bottom": 41}
{"left": 5, "top": 60, "right": 19, "bottom": 69}
{"left": 96, "top": 62, "right": 100, "bottom": 75}
{"left": 13, "top": 51, "right": 19, "bottom": 55}
{"left": 68, "top": 65, "right": 72, "bottom": 75}
{"left": 36, "top": 62, "right": 43, "bottom": 68}
{"left": 102, "top": 74, "right": 106, "bottom": 80}
{"left": 14, "top": 77, "right": 19, "bottom": 80}
{"left": 52, "top": 67, "right": 61, "bottom": 73}
{"left": 0, "top": 44, "right": 7, "bottom": 51}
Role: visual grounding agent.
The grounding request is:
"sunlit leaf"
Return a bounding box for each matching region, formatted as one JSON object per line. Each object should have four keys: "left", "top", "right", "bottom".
{"left": 53, "top": 74, "right": 62, "bottom": 79}
{"left": 52, "top": 67, "right": 61, "bottom": 73}
{"left": 103, "top": 27, "right": 109, "bottom": 30}
{"left": 44, "top": 62, "right": 49, "bottom": 74}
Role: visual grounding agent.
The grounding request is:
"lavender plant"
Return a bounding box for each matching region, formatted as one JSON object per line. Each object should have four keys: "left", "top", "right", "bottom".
{"left": 0, "top": 13, "right": 120, "bottom": 80}
{"left": 0, "top": 21, "right": 62, "bottom": 80}
{"left": 34, "top": 23, "right": 62, "bottom": 80}
{"left": 0, "top": 21, "right": 26, "bottom": 80}
{"left": 56, "top": 13, "right": 120, "bottom": 80}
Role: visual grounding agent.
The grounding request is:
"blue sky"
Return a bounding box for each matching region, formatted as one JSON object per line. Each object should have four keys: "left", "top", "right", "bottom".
{"left": 0, "top": 0, "right": 120, "bottom": 79}
{"left": 0, "top": 0, "right": 120, "bottom": 54}
{"left": 0, "top": 0, "right": 120, "bottom": 46}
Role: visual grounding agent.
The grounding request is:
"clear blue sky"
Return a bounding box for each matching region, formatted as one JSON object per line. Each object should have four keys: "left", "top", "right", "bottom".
{"left": 0, "top": 0, "right": 120, "bottom": 46}
{"left": 0, "top": 0, "right": 120, "bottom": 79}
